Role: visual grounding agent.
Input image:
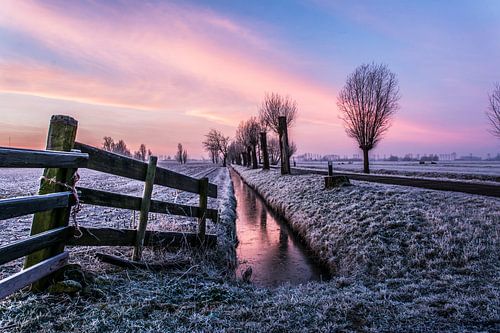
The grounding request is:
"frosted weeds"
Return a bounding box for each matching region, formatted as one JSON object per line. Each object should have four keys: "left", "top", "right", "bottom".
{"left": 0, "top": 165, "right": 499, "bottom": 332}
{"left": 234, "top": 165, "right": 500, "bottom": 331}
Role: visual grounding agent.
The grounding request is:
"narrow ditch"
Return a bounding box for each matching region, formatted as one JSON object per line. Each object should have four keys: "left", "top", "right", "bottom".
{"left": 230, "top": 169, "right": 330, "bottom": 287}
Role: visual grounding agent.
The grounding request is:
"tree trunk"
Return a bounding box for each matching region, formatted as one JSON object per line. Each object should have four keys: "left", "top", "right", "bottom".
{"left": 278, "top": 116, "right": 290, "bottom": 175}
{"left": 241, "top": 152, "right": 247, "bottom": 166}
{"left": 246, "top": 146, "right": 252, "bottom": 167}
{"left": 222, "top": 155, "right": 227, "bottom": 167}
{"left": 251, "top": 144, "right": 258, "bottom": 169}
{"left": 260, "top": 132, "right": 270, "bottom": 170}
{"left": 363, "top": 148, "right": 370, "bottom": 174}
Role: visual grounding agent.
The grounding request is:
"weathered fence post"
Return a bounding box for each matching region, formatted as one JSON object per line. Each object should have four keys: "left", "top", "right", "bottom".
{"left": 24, "top": 115, "right": 78, "bottom": 289}
{"left": 260, "top": 132, "right": 270, "bottom": 170}
{"left": 132, "top": 155, "right": 158, "bottom": 261}
{"left": 324, "top": 160, "right": 351, "bottom": 188}
{"left": 278, "top": 116, "right": 290, "bottom": 175}
{"left": 198, "top": 177, "right": 209, "bottom": 243}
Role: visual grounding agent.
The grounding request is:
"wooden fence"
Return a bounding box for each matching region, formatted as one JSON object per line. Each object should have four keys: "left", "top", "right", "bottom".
{"left": 0, "top": 115, "right": 218, "bottom": 299}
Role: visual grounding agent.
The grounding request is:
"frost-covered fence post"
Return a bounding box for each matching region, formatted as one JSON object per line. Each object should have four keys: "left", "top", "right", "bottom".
{"left": 24, "top": 115, "right": 77, "bottom": 289}
{"left": 198, "top": 177, "right": 209, "bottom": 243}
{"left": 133, "top": 155, "right": 158, "bottom": 261}
{"left": 324, "top": 160, "right": 350, "bottom": 188}
{"left": 260, "top": 132, "right": 270, "bottom": 170}
{"left": 278, "top": 116, "right": 290, "bottom": 175}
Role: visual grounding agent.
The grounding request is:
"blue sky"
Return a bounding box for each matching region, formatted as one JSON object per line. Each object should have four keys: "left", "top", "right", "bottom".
{"left": 0, "top": 0, "right": 499, "bottom": 157}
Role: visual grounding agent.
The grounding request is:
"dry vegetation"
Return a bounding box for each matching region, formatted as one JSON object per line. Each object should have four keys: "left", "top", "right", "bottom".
{"left": 1, "top": 164, "right": 499, "bottom": 332}
{"left": 233, "top": 165, "right": 500, "bottom": 332}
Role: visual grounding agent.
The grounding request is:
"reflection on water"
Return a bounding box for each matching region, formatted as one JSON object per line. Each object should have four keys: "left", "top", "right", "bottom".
{"left": 231, "top": 169, "right": 329, "bottom": 287}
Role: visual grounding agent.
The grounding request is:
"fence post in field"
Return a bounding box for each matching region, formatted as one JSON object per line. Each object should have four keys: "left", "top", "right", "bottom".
{"left": 278, "top": 116, "right": 290, "bottom": 175}
{"left": 328, "top": 161, "right": 333, "bottom": 176}
{"left": 133, "top": 155, "right": 158, "bottom": 261}
{"left": 24, "top": 115, "right": 78, "bottom": 289}
{"left": 198, "top": 177, "right": 209, "bottom": 243}
{"left": 260, "top": 132, "right": 270, "bottom": 170}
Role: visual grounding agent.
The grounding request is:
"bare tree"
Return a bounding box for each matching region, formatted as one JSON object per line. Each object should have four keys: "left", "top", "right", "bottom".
{"left": 287, "top": 141, "right": 297, "bottom": 158}
{"left": 202, "top": 129, "right": 230, "bottom": 167}
{"left": 236, "top": 120, "right": 256, "bottom": 167}
{"left": 267, "top": 136, "right": 281, "bottom": 165}
{"left": 176, "top": 143, "right": 185, "bottom": 164}
{"left": 337, "top": 63, "right": 400, "bottom": 173}
{"left": 228, "top": 141, "right": 244, "bottom": 165}
{"left": 113, "top": 139, "right": 132, "bottom": 157}
{"left": 487, "top": 82, "right": 500, "bottom": 139}
{"left": 182, "top": 149, "right": 188, "bottom": 164}
{"left": 134, "top": 143, "right": 147, "bottom": 161}
{"left": 102, "top": 136, "right": 115, "bottom": 151}
{"left": 259, "top": 93, "right": 297, "bottom": 174}
{"left": 259, "top": 93, "right": 297, "bottom": 133}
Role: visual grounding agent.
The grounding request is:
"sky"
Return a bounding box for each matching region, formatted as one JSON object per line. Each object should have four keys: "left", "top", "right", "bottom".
{"left": 1, "top": 0, "right": 499, "bottom": 158}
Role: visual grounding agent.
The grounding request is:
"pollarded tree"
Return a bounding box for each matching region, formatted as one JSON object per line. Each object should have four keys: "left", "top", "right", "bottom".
{"left": 235, "top": 118, "right": 261, "bottom": 168}
{"left": 487, "top": 82, "right": 500, "bottom": 139}
{"left": 259, "top": 93, "right": 297, "bottom": 173}
{"left": 337, "top": 63, "right": 400, "bottom": 173}
{"left": 259, "top": 92, "right": 297, "bottom": 133}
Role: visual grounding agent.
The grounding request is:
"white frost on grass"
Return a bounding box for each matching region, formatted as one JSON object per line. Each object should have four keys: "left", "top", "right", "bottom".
{"left": 235, "top": 165, "right": 500, "bottom": 327}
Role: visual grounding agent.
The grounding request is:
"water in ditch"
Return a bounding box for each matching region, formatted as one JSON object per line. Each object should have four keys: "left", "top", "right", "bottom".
{"left": 231, "top": 169, "right": 330, "bottom": 287}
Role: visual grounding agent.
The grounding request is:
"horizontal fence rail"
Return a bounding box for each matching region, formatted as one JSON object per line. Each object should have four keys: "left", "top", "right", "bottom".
{"left": 77, "top": 187, "right": 218, "bottom": 221}
{"left": 0, "top": 147, "right": 88, "bottom": 168}
{"left": 0, "top": 227, "right": 71, "bottom": 266}
{"left": 74, "top": 142, "right": 218, "bottom": 198}
{"left": 66, "top": 226, "right": 217, "bottom": 248}
{"left": 0, "top": 251, "right": 69, "bottom": 299}
{"left": 0, "top": 192, "right": 74, "bottom": 220}
{"left": 285, "top": 166, "right": 500, "bottom": 198}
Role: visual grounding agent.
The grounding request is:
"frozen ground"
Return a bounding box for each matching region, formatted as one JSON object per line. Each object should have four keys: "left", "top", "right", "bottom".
{"left": 1, "top": 163, "right": 499, "bottom": 332}
{"left": 296, "top": 160, "right": 500, "bottom": 182}
{"left": 234, "top": 165, "right": 500, "bottom": 332}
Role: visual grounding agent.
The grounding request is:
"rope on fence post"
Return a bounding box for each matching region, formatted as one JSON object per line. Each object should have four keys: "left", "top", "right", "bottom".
{"left": 132, "top": 155, "right": 158, "bottom": 261}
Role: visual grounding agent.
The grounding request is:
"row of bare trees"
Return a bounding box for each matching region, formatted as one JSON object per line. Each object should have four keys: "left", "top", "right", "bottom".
{"left": 200, "top": 93, "right": 298, "bottom": 173}
{"left": 102, "top": 137, "right": 152, "bottom": 161}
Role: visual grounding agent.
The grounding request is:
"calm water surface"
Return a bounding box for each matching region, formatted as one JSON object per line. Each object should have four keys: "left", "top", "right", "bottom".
{"left": 231, "top": 169, "right": 329, "bottom": 287}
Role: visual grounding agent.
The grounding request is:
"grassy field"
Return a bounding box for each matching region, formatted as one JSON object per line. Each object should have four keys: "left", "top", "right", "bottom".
{"left": 0, "top": 164, "right": 499, "bottom": 332}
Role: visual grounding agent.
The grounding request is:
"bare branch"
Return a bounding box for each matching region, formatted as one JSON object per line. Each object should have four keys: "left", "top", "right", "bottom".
{"left": 487, "top": 82, "right": 500, "bottom": 139}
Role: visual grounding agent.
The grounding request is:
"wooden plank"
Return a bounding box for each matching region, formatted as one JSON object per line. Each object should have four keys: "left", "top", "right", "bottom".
{"left": 198, "top": 177, "right": 209, "bottom": 242}
{"left": 0, "top": 251, "right": 69, "bottom": 299}
{"left": 66, "top": 227, "right": 217, "bottom": 248}
{"left": 0, "top": 147, "right": 88, "bottom": 168}
{"left": 0, "top": 227, "right": 71, "bottom": 265}
{"left": 95, "top": 253, "right": 190, "bottom": 271}
{"left": 74, "top": 142, "right": 218, "bottom": 198}
{"left": 133, "top": 155, "right": 157, "bottom": 261}
{"left": 0, "top": 192, "right": 73, "bottom": 220}
{"left": 77, "top": 187, "right": 218, "bottom": 220}
{"left": 289, "top": 166, "right": 500, "bottom": 198}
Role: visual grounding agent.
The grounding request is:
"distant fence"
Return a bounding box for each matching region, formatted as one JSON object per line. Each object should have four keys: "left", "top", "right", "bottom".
{"left": 0, "top": 115, "right": 218, "bottom": 299}
{"left": 277, "top": 165, "right": 500, "bottom": 198}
